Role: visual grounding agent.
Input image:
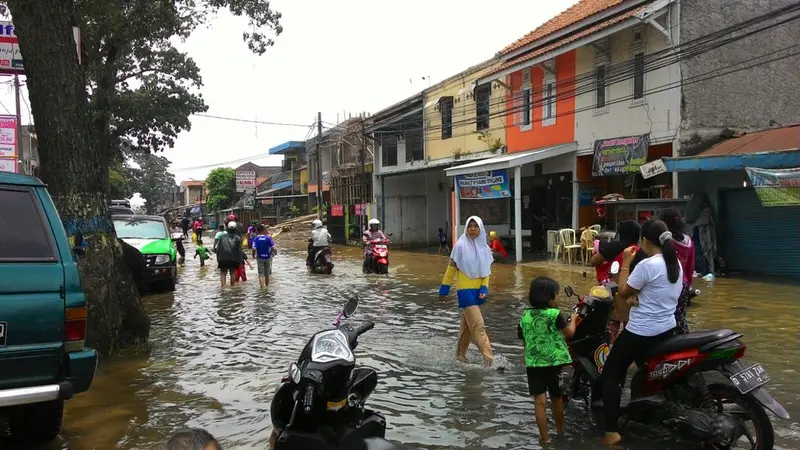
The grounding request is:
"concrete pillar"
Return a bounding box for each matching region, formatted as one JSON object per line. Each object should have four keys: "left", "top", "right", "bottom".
{"left": 454, "top": 182, "right": 461, "bottom": 242}
{"left": 514, "top": 165, "right": 523, "bottom": 263}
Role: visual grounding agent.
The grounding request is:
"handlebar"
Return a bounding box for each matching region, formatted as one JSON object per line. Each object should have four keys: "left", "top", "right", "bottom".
{"left": 303, "top": 384, "right": 314, "bottom": 415}
{"left": 356, "top": 321, "right": 375, "bottom": 336}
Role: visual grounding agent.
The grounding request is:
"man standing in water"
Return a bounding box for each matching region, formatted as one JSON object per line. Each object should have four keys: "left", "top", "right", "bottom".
{"left": 216, "top": 221, "right": 243, "bottom": 287}
{"left": 165, "top": 428, "right": 221, "bottom": 450}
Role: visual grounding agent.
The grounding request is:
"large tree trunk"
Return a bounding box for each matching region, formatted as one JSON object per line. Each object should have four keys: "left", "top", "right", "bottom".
{"left": 8, "top": 0, "right": 150, "bottom": 355}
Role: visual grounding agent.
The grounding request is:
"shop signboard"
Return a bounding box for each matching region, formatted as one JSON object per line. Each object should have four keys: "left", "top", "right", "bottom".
{"left": 0, "top": 158, "right": 16, "bottom": 173}
{"left": 236, "top": 170, "right": 256, "bottom": 192}
{"left": 640, "top": 158, "right": 667, "bottom": 179}
{"left": 592, "top": 133, "right": 650, "bottom": 176}
{"left": 745, "top": 167, "right": 800, "bottom": 207}
{"left": 331, "top": 204, "right": 344, "bottom": 217}
{"left": 0, "top": 21, "right": 82, "bottom": 73}
{"left": 354, "top": 203, "right": 368, "bottom": 216}
{"left": 456, "top": 170, "right": 511, "bottom": 200}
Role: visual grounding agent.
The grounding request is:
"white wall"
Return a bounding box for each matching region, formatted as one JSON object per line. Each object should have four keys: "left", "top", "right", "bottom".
{"left": 574, "top": 18, "right": 681, "bottom": 153}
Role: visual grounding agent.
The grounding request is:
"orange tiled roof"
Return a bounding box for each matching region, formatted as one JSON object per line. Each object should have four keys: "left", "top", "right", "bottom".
{"left": 494, "top": 5, "right": 644, "bottom": 74}
{"left": 701, "top": 125, "right": 800, "bottom": 157}
{"left": 181, "top": 180, "right": 205, "bottom": 187}
{"left": 500, "top": 0, "right": 625, "bottom": 55}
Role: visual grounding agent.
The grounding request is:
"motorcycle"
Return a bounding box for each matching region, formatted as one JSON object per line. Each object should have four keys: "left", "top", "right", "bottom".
{"left": 308, "top": 239, "right": 334, "bottom": 274}
{"left": 363, "top": 237, "right": 390, "bottom": 275}
{"left": 562, "top": 261, "right": 788, "bottom": 449}
{"left": 270, "top": 297, "right": 406, "bottom": 450}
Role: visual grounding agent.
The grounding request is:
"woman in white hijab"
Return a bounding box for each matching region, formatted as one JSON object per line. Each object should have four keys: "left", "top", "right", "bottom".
{"left": 439, "top": 216, "right": 495, "bottom": 367}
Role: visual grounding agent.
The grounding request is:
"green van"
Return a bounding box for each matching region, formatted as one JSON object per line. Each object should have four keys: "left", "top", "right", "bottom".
{"left": 0, "top": 172, "right": 98, "bottom": 445}
{"left": 112, "top": 215, "right": 178, "bottom": 291}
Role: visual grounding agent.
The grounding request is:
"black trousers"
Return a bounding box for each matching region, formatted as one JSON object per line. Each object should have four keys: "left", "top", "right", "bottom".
{"left": 600, "top": 328, "right": 675, "bottom": 432}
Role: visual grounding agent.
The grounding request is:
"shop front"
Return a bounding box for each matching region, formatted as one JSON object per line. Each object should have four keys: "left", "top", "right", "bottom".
{"left": 577, "top": 133, "right": 679, "bottom": 231}
{"left": 445, "top": 143, "right": 577, "bottom": 262}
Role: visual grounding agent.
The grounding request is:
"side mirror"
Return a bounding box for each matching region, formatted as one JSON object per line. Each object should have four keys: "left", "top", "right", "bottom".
{"left": 564, "top": 286, "right": 575, "bottom": 298}
{"left": 610, "top": 261, "right": 621, "bottom": 275}
{"left": 343, "top": 296, "right": 359, "bottom": 317}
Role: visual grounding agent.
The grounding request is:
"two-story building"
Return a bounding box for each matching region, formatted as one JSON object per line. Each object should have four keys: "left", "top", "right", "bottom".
{"left": 445, "top": 0, "right": 682, "bottom": 262}
{"left": 258, "top": 141, "right": 309, "bottom": 221}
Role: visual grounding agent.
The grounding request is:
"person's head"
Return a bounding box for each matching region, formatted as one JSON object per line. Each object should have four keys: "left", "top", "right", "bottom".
{"left": 438, "top": 227, "right": 444, "bottom": 233}
{"left": 196, "top": 242, "right": 205, "bottom": 249}
{"left": 659, "top": 208, "right": 685, "bottom": 240}
{"left": 164, "top": 428, "right": 221, "bottom": 450}
{"left": 312, "top": 219, "right": 323, "bottom": 230}
{"left": 640, "top": 219, "right": 680, "bottom": 284}
{"left": 227, "top": 221, "right": 237, "bottom": 231}
{"left": 218, "top": 225, "right": 224, "bottom": 231}
{"left": 528, "top": 276, "right": 560, "bottom": 309}
{"left": 488, "top": 230, "right": 498, "bottom": 241}
{"left": 616, "top": 220, "right": 641, "bottom": 246}
{"left": 368, "top": 218, "right": 380, "bottom": 231}
{"left": 256, "top": 224, "right": 266, "bottom": 234}
{"left": 465, "top": 216, "right": 484, "bottom": 240}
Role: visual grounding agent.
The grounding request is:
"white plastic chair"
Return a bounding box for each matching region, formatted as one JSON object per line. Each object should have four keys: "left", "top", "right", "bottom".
{"left": 559, "top": 228, "right": 582, "bottom": 265}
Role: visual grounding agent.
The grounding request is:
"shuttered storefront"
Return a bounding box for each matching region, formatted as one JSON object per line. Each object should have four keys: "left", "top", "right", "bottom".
{"left": 721, "top": 189, "right": 800, "bottom": 277}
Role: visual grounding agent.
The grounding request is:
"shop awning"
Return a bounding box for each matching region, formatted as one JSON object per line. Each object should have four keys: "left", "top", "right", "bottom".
{"left": 664, "top": 125, "right": 800, "bottom": 172}
{"left": 256, "top": 180, "right": 293, "bottom": 197}
{"left": 444, "top": 142, "right": 577, "bottom": 177}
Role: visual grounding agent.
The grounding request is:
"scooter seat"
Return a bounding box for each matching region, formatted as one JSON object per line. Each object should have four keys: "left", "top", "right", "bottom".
{"left": 645, "top": 329, "right": 734, "bottom": 358}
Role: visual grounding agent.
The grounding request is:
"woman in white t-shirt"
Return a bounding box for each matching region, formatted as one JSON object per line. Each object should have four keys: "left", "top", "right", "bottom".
{"left": 601, "top": 219, "right": 683, "bottom": 446}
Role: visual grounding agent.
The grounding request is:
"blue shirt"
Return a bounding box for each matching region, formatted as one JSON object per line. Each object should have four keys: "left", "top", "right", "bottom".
{"left": 253, "top": 234, "right": 274, "bottom": 259}
{"left": 439, "top": 232, "right": 447, "bottom": 244}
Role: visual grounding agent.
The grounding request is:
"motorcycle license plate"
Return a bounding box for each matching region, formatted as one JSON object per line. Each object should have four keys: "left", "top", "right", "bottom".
{"left": 730, "top": 363, "right": 770, "bottom": 394}
{"left": 326, "top": 398, "right": 346, "bottom": 411}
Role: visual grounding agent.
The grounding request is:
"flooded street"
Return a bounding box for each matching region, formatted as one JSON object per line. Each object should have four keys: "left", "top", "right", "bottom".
{"left": 49, "top": 243, "right": 799, "bottom": 449}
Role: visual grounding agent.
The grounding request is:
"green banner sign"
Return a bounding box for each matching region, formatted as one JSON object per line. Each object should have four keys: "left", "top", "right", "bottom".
{"left": 745, "top": 167, "right": 800, "bottom": 206}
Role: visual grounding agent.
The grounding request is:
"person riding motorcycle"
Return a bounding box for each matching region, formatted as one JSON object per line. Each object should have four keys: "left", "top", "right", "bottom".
{"left": 362, "top": 218, "right": 387, "bottom": 270}
{"left": 307, "top": 219, "right": 332, "bottom": 269}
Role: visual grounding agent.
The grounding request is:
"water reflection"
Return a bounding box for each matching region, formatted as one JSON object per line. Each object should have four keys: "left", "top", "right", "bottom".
{"left": 23, "top": 242, "right": 798, "bottom": 449}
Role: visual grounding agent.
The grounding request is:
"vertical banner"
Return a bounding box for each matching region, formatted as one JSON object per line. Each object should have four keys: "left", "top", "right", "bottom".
{"left": 745, "top": 167, "right": 800, "bottom": 207}
{"left": 592, "top": 133, "right": 650, "bottom": 176}
{"left": 0, "top": 115, "right": 17, "bottom": 173}
{"left": 455, "top": 169, "right": 511, "bottom": 199}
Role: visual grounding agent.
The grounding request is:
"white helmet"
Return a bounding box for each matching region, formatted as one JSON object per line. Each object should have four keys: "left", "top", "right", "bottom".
{"left": 368, "top": 219, "right": 380, "bottom": 227}
{"left": 312, "top": 219, "right": 323, "bottom": 229}
{"left": 227, "top": 221, "right": 237, "bottom": 230}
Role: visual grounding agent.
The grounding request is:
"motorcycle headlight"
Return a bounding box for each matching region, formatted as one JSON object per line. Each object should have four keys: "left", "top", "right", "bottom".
{"left": 311, "top": 330, "right": 354, "bottom": 363}
{"left": 154, "top": 254, "right": 171, "bottom": 265}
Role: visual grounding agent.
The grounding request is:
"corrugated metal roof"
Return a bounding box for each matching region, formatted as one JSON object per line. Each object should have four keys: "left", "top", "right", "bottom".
{"left": 701, "top": 125, "right": 800, "bottom": 157}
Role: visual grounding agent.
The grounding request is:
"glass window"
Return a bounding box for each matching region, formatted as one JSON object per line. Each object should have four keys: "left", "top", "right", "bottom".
{"left": 114, "top": 219, "right": 168, "bottom": 240}
{"left": 633, "top": 52, "right": 645, "bottom": 99}
{"left": 475, "top": 83, "right": 491, "bottom": 131}
{"left": 440, "top": 97, "right": 454, "bottom": 139}
{"left": 0, "top": 188, "right": 56, "bottom": 260}
{"left": 596, "top": 65, "right": 607, "bottom": 108}
{"left": 522, "top": 88, "right": 531, "bottom": 126}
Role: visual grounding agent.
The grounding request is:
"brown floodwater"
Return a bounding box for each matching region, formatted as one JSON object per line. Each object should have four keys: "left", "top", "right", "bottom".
{"left": 22, "top": 242, "right": 800, "bottom": 449}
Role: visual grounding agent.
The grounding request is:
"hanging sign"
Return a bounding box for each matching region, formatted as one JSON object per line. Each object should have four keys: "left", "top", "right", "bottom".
{"left": 0, "top": 115, "right": 17, "bottom": 173}
{"left": 456, "top": 169, "right": 511, "bottom": 200}
{"left": 330, "top": 204, "right": 344, "bottom": 217}
{"left": 640, "top": 158, "right": 667, "bottom": 179}
{"left": 745, "top": 167, "right": 800, "bottom": 207}
{"left": 592, "top": 133, "right": 650, "bottom": 176}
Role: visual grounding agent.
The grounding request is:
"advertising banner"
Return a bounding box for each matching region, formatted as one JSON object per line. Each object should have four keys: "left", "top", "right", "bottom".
{"left": 0, "top": 21, "right": 82, "bottom": 74}
{"left": 745, "top": 167, "right": 800, "bottom": 207}
{"left": 592, "top": 133, "right": 650, "bottom": 176}
{"left": 331, "top": 204, "right": 344, "bottom": 217}
{"left": 235, "top": 170, "right": 256, "bottom": 192}
{"left": 456, "top": 170, "right": 511, "bottom": 200}
{"left": 0, "top": 114, "right": 17, "bottom": 173}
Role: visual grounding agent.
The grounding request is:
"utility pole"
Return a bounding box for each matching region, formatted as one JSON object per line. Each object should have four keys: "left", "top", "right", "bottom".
{"left": 359, "top": 120, "right": 367, "bottom": 233}
{"left": 316, "top": 112, "right": 323, "bottom": 219}
{"left": 14, "top": 75, "right": 23, "bottom": 174}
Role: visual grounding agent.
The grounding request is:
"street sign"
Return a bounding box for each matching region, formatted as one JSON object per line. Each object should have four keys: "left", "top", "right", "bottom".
{"left": 236, "top": 170, "right": 256, "bottom": 192}
{"left": 640, "top": 158, "right": 667, "bottom": 180}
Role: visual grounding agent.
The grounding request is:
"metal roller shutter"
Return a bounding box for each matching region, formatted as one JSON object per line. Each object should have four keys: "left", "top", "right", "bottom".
{"left": 721, "top": 188, "right": 800, "bottom": 277}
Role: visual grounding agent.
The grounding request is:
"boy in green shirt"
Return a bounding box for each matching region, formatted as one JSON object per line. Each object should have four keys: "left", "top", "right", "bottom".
{"left": 194, "top": 243, "right": 212, "bottom": 267}
{"left": 518, "top": 276, "right": 578, "bottom": 443}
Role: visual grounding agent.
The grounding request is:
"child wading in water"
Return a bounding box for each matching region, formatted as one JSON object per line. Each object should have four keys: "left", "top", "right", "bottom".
{"left": 518, "top": 276, "right": 578, "bottom": 443}
{"left": 194, "top": 243, "right": 212, "bottom": 267}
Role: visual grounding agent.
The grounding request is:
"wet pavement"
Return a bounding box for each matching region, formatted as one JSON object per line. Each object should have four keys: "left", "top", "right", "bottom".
{"left": 38, "top": 241, "right": 800, "bottom": 449}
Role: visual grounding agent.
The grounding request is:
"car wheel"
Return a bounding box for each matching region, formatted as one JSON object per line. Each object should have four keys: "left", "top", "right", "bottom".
{"left": 7, "top": 400, "right": 64, "bottom": 445}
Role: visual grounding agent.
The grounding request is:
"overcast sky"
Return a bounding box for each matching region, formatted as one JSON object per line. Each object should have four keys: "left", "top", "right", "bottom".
{"left": 1, "top": 0, "right": 579, "bottom": 203}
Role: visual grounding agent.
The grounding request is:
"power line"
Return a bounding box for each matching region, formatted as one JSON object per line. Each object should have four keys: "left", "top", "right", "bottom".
{"left": 369, "top": 4, "right": 800, "bottom": 138}
{"left": 191, "top": 113, "right": 313, "bottom": 128}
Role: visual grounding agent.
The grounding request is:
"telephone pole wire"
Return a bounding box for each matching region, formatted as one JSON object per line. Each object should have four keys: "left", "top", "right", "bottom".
{"left": 316, "top": 112, "right": 323, "bottom": 219}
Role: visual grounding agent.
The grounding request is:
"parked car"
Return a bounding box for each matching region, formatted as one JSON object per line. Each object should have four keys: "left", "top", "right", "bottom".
{"left": 112, "top": 214, "right": 178, "bottom": 291}
{"left": 0, "top": 172, "right": 98, "bottom": 445}
{"left": 109, "top": 205, "right": 135, "bottom": 215}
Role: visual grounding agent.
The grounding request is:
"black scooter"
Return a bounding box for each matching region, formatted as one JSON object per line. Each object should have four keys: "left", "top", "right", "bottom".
{"left": 270, "top": 297, "right": 407, "bottom": 450}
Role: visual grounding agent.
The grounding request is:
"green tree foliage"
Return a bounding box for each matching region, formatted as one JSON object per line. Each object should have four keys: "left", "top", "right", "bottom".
{"left": 129, "top": 151, "right": 177, "bottom": 214}
{"left": 205, "top": 167, "right": 236, "bottom": 213}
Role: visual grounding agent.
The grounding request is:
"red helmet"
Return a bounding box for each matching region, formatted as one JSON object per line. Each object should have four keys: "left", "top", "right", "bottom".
{"left": 227, "top": 214, "right": 236, "bottom": 222}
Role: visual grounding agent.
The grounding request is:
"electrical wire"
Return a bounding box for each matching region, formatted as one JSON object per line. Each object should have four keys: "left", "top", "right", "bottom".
{"left": 369, "top": 3, "right": 800, "bottom": 136}
{"left": 191, "top": 113, "right": 314, "bottom": 128}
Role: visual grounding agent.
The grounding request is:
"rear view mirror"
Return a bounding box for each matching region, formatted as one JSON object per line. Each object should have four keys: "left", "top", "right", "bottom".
{"left": 343, "top": 296, "right": 359, "bottom": 318}
{"left": 564, "top": 286, "right": 575, "bottom": 298}
{"left": 610, "top": 261, "right": 621, "bottom": 275}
